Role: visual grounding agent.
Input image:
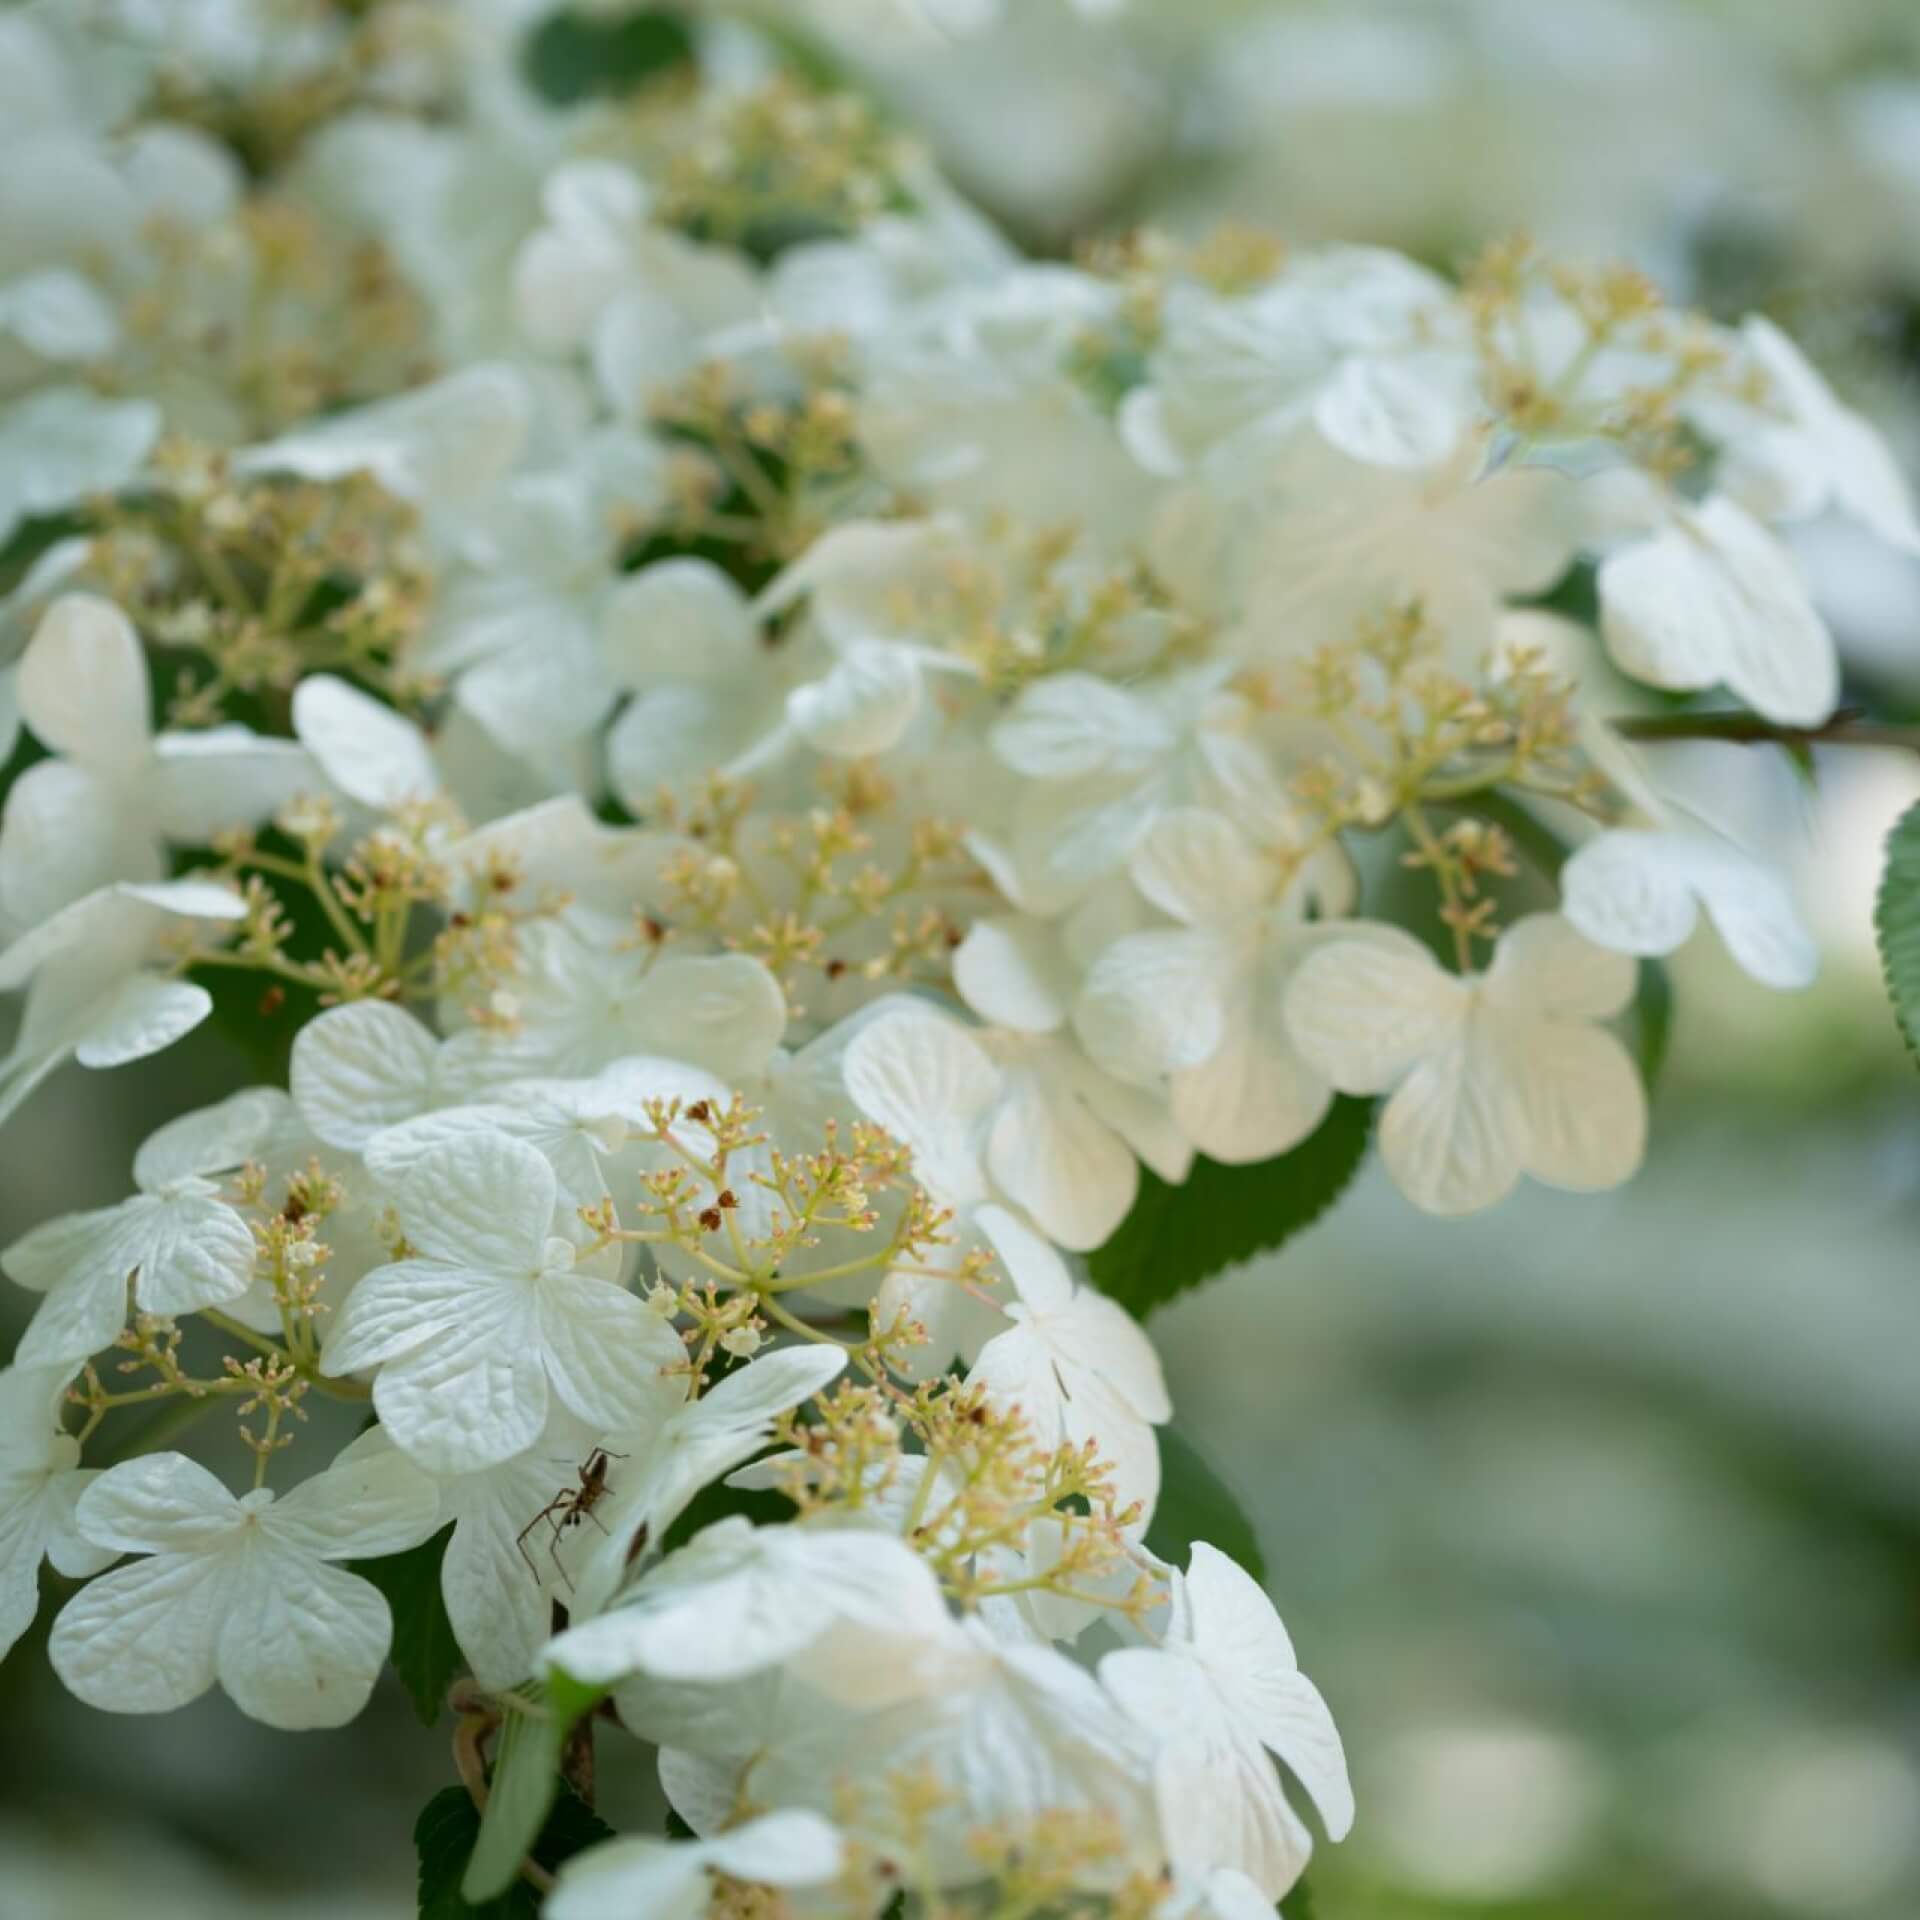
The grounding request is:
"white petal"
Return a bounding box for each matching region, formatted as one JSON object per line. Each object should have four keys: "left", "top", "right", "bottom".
{"left": 1131, "top": 809, "right": 1271, "bottom": 927}
{"left": 953, "top": 916, "right": 1072, "bottom": 1033}
{"left": 785, "top": 642, "right": 923, "bottom": 758}
{"left": 1283, "top": 928, "right": 1467, "bottom": 1093}
{"left": 50, "top": 1550, "right": 227, "bottom": 1715}
{"left": 985, "top": 1060, "right": 1139, "bottom": 1253}
{"left": 1185, "top": 1544, "right": 1353, "bottom": 1838}
{"left": 1493, "top": 1015, "right": 1647, "bottom": 1196}
{"left": 148, "top": 731, "right": 317, "bottom": 842}
{"left": 133, "top": 1088, "right": 280, "bottom": 1191}
{"left": 843, "top": 1009, "right": 998, "bottom": 1211}
{"left": 601, "top": 558, "right": 757, "bottom": 689}
{"left": 1376, "top": 1037, "right": 1518, "bottom": 1216}
{"left": 1562, "top": 830, "right": 1816, "bottom": 990}
{"left": 1482, "top": 913, "right": 1636, "bottom": 1020}
{"left": 372, "top": 1301, "right": 550, "bottom": 1475}
{"left": 74, "top": 1452, "right": 242, "bottom": 1554}
{"left": 991, "top": 674, "right": 1173, "bottom": 780}
{"left": 290, "top": 1002, "right": 441, "bottom": 1150}
{"left": 260, "top": 1446, "right": 440, "bottom": 1561}
{"left": 1171, "top": 977, "right": 1331, "bottom": 1166}
{"left": 321, "top": 1257, "right": 501, "bottom": 1376}
{"left": 291, "top": 675, "right": 439, "bottom": 810}
{"left": 1312, "top": 353, "right": 1468, "bottom": 470}
{"left": 1559, "top": 830, "right": 1700, "bottom": 962}
{"left": 1075, "top": 928, "right": 1240, "bottom": 1085}
{"left": 621, "top": 954, "right": 788, "bottom": 1087}
{"left": 974, "top": 1203, "right": 1075, "bottom": 1316}
{"left": 16, "top": 593, "right": 150, "bottom": 764}
{"left": 216, "top": 1547, "right": 391, "bottom": 1730}
{"left": 396, "top": 1131, "right": 558, "bottom": 1271}
{"left": 0, "top": 759, "right": 161, "bottom": 924}
{"left": 73, "top": 976, "right": 213, "bottom": 1069}
{"left": 703, "top": 1809, "right": 845, "bottom": 1885}
{"left": 537, "top": 1267, "right": 685, "bottom": 1434}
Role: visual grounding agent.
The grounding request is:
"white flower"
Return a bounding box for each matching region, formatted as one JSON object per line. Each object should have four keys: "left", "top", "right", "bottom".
{"left": 453, "top": 919, "right": 788, "bottom": 1089}
{"left": 0, "top": 386, "right": 158, "bottom": 546}
{"left": 1102, "top": 1544, "right": 1352, "bottom": 1900}
{"left": 988, "top": 664, "right": 1272, "bottom": 905}
{"left": 0, "top": 594, "right": 312, "bottom": 926}
{"left": 1561, "top": 827, "right": 1817, "bottom": 990}
{"left": 0, "top": 878, "right": 244, "bottom": 1125}
{"left": 0, "top": 1363, "right": 115, "bottom": 1661}
{"left": 1597, "top": 493, "right": 1836, "bottom": 727}
{"left": 966, "top": 1205, "right": 1169, "bottom": 1521}
{"left": 954, "top": 910, "right": 1190, "bottom": 1250}
{"left": 547, "top": 1810, "right": 843, "bottom": 1920}
{"left": 4, "top": 1088, "right": 277, "bottom": 1365}
{"left": 545, "top": 1514, "right": 951, "bottom": 1706}
{"left": 319, "top": 1131, "right": 686, "bottom": 1474}
{"left": 1076, "top": 806, "right": 1360, "bottom": 1164}
{"left": 1284, "top": 914, "right": 1646, "bottom": 1216}
{"left": 49, "top": 1445, "right": 438, "bottom": 1730}
{"left": 601, "top": 560, "right": 784, "bottom": 810}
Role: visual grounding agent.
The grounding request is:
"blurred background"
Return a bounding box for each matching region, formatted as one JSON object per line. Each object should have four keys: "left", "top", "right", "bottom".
{"left": 8, "top": 1, "right": 1920, "bottom": 1915}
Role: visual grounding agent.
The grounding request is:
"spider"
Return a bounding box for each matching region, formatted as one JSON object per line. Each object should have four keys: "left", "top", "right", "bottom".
{"left": 515, "top": 1447, "right": 626, "bottom": 1590}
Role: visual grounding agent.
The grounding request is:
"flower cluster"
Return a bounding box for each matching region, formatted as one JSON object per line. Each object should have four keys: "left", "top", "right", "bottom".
{"left": 1, "top": 5, "right": 1911, "bottom": 1916}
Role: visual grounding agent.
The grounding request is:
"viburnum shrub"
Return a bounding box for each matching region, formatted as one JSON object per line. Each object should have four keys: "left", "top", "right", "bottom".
{"left": 1, "top": 6, "right": 1914, "bottom": 1918}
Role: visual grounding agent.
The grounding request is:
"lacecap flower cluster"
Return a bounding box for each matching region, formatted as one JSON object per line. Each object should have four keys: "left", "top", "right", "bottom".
{"left": 1, "top": 5, "right": 1910, "bottom": 1916}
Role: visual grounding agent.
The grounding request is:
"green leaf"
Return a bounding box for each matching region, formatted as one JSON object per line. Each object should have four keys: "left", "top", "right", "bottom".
{"left": 1629, "top": 957, "right": 1673, "bottom": 1090}
{"left": 416, "top": 1779, "right": 613, "bottom": 1919}
{"left": 522, "top": 8, "right": 694, "bottom": 105}
{"left": 1088, "top": 1098, "right": 1374, "bottom": 1318}
{"left": 1282, "top": 1873, "right": 1318, "bottom": 1919}
{"left": 1878, "top": 798, "right": 1920, "bottom": 1064}
{"left": 1145, "top": 1423, "right": 1266, "bottom": 1584}
{"left": 461, "top": 1677, "right": 610, "bottom": 1903}
{"left": 350, "top": 1524, "right": 463, "bottom": 1726}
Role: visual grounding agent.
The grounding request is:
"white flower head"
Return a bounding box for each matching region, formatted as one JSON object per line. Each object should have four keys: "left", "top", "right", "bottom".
{"left": 1284, "top": 914, "right": 1647, "bottom": 1216}
{"left": 49, "top": 1444, "right": 438, "bottom": 1730}
{"left": 319, "top": 1131, "right": 686, "bottom": 1474}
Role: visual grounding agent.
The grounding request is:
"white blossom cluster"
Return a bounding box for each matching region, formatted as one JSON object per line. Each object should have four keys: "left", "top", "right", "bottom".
{"left": 0, "top": 4, "right": 1914, "bottom": 1916}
